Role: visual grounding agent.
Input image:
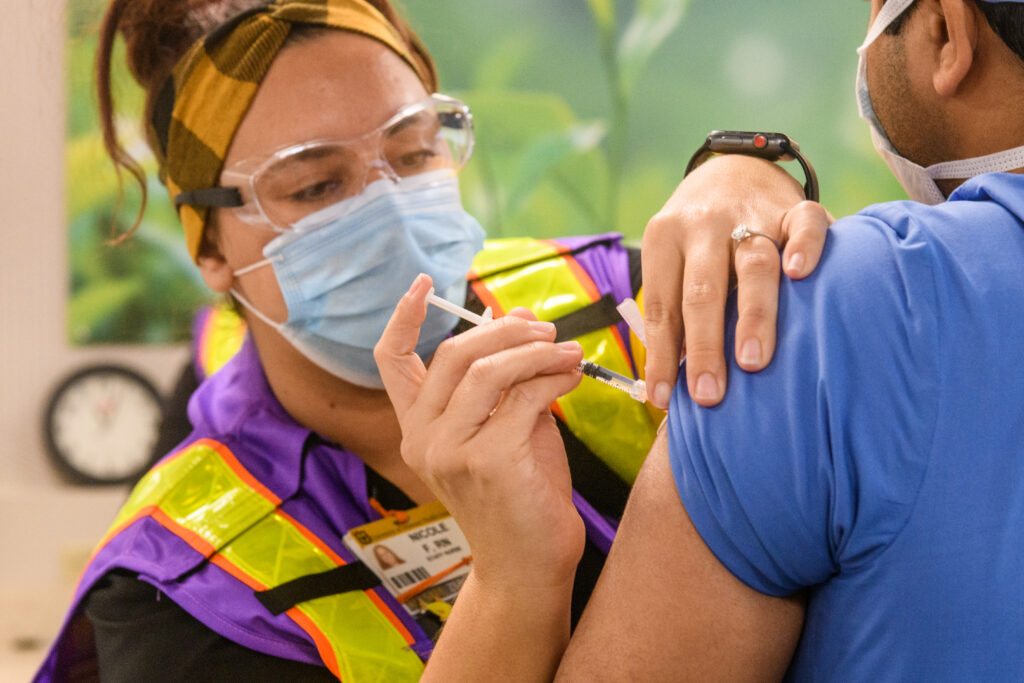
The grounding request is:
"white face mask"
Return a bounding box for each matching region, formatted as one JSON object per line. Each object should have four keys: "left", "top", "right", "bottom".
{"left": 856, "top": 0, "right": 1024, "bottom": 204}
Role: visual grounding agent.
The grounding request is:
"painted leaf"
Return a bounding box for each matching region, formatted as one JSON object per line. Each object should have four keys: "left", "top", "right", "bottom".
{"left": 618, "top": 0, "right": 690, "bottom": 96}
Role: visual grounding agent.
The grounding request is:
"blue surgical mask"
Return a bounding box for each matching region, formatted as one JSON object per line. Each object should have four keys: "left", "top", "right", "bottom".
{"left": 231, "top": 171, "right": 485, "bottom": 388}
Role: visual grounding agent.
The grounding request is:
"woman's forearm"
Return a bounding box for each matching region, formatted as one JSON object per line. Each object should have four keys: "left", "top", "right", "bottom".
{"left": 421, "top": 570, "right": 574, "bottom": 683}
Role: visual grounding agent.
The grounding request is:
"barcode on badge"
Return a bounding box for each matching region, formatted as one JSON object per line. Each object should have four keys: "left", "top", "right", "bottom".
{"left": 390, "top": 566, "right": 431, "bottom": 590}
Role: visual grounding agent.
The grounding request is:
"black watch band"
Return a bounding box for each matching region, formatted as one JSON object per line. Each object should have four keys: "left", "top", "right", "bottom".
{"left": 684, "top": 130, "right": 820, "bottom": 202}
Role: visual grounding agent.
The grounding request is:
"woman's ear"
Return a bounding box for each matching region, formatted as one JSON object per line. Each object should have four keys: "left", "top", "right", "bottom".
{"left": 197, "top": 250, "right": 234, "bottom": 293}
{"left": 196, "top": 224, "right": 235, "bottom": 293}
{"left": 932, "top": 0, "right": 980, "bottom": 97}
{"left": 195, "top": 217, "right": 235, "bottom": 293}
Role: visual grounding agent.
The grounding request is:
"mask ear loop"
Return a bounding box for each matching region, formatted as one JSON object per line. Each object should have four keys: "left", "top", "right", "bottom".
{"left": 925, "top": 146, "right": 1024, "bottom": 180}
{"left": 860, "top": 0, "right": 916, "bottom": 51}
{"left": 234, "top": 256, "right": 278, "bottom": 277}
{"left": 230, "top": 256, "right": 286, "bottom": 330}
{"left": 230, "top": 287, "right": 285, "bottom": 331}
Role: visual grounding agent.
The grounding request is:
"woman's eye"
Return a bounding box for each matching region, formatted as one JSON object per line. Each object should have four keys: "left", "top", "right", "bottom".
{"left": 395, "top": 149, "right": 438, "bottom": 169}
{"left": 289, "top": 179, "right": 344, "bottom": 203}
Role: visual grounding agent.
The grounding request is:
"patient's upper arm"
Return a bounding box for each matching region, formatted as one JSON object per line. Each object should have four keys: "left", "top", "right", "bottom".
{"left": 556, "top": 432, "right": 806, "bottom": 682}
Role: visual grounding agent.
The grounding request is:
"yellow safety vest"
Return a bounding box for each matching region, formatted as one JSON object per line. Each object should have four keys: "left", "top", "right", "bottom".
{"left": 94, "top": 438, "right": 425, "bottom": 681}
{"left": 468, "top": 237, "right": 658, "bottom": 483}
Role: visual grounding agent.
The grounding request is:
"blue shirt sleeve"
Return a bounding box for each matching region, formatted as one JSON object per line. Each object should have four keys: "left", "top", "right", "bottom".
{"left": 668, "top": 210, "right": 942, "bottom": 597}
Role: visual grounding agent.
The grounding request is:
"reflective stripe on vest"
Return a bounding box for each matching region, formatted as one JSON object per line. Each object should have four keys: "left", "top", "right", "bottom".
{"left": 468, "top": 238, "right": 657, "bottom": 484}
{"left": 194, "top": 304, "right": 247, "bottom": 381}
{"left": 93, "top": 439, "right": 425, "bottom": 682}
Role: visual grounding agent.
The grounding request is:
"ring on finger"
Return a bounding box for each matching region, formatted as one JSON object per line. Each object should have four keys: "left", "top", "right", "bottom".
{"left": 731, "top": 223, "right": 781, "bottom": 251}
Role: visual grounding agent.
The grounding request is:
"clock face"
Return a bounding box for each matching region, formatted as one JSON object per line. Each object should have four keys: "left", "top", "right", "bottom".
{"left": 44, "top": 365, "right": 163, "bottom": 485}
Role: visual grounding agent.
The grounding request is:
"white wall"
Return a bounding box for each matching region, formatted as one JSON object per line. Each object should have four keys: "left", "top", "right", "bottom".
{"left": 1, "top": 0, "right": 189, "bottom": 672}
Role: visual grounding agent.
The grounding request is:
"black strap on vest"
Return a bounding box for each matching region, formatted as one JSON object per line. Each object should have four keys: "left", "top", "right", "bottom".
{"left": 460, "top": 245, "right": 643, "bottom": 343}
{"left": 626, "top": 246, "right": 643, "bottom": 296}
{"left": 552, "top": 294, "right": 621, "bottom": 342}
{"left": 551, "top": 247, "right": 642, "bottom": 342}
{"left": 254, "top": 562, "right": 382, "bottom": 616}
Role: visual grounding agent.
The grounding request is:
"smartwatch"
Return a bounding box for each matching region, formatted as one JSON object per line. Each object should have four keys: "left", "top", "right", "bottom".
{"left": 684, "top": 130, "right": 820, "bottom": 202}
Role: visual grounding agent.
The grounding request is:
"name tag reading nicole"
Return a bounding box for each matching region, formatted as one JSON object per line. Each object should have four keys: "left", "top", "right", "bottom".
{"left": 343, "top": 500, "right": 471, "bottom": 617}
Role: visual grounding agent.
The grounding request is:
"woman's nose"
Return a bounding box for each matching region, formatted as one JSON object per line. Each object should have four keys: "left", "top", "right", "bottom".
{"left": 364, "top": 159, "right": 400, "bottom": 186}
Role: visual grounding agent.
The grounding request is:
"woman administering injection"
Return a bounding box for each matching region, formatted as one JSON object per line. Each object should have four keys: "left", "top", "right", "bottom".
{"left": 425, "top": 287, "right": 647, "bottom": 402}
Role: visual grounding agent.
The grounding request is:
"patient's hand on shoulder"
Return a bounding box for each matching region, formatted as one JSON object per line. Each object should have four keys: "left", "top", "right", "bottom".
{"left": 642, "top": 155, "right": 833, "bottom": 409}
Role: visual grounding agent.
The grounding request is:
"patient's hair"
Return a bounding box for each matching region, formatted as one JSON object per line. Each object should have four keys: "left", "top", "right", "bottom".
{"left": 886, "top": 0, "right": 1024, "bottom": 65}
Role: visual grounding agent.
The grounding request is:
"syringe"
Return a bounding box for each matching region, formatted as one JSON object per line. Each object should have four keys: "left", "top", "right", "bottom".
{"left": 427, "top": 290, "right": 647, "bottom": 403}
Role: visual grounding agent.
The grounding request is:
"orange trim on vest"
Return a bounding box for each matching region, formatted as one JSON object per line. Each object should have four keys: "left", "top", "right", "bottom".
{"left": 274, "top": 509, "right": 418, "bottom": 648}
{"left": 539, "top": 240, "right": 602, "bottom": 303}
{"left": 208, "top": 551, "right": 344, "bottom": 679}
{"left": 536, "top": 242, "right": 634, "bottom": 369}
{"left": 197, "top": 437, "right": 283, "bottom": 506}
{"left": 209, "top": 553, "right": 263, "bottom": 590}
{"left": 89, "top": 437, "right": 417, "bottom": 676}
{"left": 365, "top": 586, "right": 416, "bottom": 645}
{"left": 469, "top": 278, "right": 505, "bottom": 316}
{"left": 150, "top": 506, "right": 219, "bottom": 556}
{"left": 86, "top": 442, "right": 207, "bottom": 568}
{"left": 85, "top": 506, "right": 153, "bottom": 569}
{"left": 286, "top": 606, "right": 343, "bottom": 678}
{"left": 276, "top": 509, "right": 345, "bottom": 564}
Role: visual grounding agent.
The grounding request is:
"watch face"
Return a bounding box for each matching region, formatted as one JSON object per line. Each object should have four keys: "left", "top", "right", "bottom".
{"left": 44, "top": 365, "right": 164, "bottom": 485}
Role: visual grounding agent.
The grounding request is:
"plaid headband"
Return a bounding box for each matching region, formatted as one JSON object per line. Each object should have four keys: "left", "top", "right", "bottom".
{"left": 150, "top": 0, "right": 433, "bottom": 260}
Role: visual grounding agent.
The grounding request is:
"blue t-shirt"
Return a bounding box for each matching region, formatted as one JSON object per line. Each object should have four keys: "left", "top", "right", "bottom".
{"left": 668, "top": 173, "right": 1024, "bottom": 680}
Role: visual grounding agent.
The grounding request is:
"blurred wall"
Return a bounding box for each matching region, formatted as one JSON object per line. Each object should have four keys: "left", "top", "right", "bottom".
{"left": 0, "top": 0, "right": 188, "bottom": 665}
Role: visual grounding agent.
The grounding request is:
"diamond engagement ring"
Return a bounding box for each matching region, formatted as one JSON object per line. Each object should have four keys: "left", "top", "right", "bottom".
{"left": 731, "top": 224, "right": 782, "bottom": 251}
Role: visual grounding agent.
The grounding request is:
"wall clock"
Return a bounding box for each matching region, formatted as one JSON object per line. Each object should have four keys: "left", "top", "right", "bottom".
{"left": 43, "top": 364, "right": 163, "bottom": 485}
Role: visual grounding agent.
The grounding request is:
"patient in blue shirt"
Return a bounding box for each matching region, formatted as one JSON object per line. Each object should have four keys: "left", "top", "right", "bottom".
{"left": 668, "top": 173, "right": 1024, "bottom": 680}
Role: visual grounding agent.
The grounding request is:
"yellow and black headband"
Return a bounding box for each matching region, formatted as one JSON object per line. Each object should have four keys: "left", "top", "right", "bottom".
{"left": 150, "top": 0, "right": 434, "bottom": 260}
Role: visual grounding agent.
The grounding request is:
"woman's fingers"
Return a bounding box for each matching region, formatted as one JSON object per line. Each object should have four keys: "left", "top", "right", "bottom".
{"left": 375, "top": 273, "right": 432, "bottom": 419}
{"left": 781, "top": 200, "right": 833, "bottom": 279}
{"left": 489, "top": 368, "right": 582, "bottom": 452}
{"left": 732, "top": 227, "right": 782, "bottom": 372}
{"left": 415, "top": 315, "right": 558, "bottom": 425}
{"left": 442, "top": 340, "right": 582, "bottom": 438}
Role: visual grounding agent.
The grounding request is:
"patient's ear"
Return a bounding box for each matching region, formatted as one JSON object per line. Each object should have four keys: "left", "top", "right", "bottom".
{"left": 932, "top": 0, "right": 979, "bottom": 97}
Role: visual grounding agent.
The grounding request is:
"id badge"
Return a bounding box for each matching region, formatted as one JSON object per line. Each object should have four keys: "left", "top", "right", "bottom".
{"left": 343, "top": 500, "right": 471, "bottom": 617}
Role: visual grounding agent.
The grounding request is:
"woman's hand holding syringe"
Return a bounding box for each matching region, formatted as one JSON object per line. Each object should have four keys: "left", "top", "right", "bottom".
{"left": 425, "top": 289, "right": 648, "bottom": 403}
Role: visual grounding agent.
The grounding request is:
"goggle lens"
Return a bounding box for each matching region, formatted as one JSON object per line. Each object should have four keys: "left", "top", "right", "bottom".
{"left": 246, "top": 96, "right": 472, "bottom": 229}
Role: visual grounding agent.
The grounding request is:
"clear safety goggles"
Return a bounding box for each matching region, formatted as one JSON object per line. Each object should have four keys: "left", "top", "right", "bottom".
{"left": 175, "top": 94, "right": 474, "bottom": 231}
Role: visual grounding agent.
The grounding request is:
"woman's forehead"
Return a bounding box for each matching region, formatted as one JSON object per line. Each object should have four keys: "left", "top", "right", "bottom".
{"left": 225, "top": 31, "right": 430, "bottom": 165}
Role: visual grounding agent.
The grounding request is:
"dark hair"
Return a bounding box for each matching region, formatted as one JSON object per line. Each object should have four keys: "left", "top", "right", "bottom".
{"left": 94, "top": 0, "right": 438, "bottom": 247}
{"left": 885, "top": 0, "right": 1024, "bottom": 64}
{"left": 883, "top": 0, "right": 923, "bottom": 36}
{"left": 979, "top": 1, "right": 1024, "bottom": 61}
